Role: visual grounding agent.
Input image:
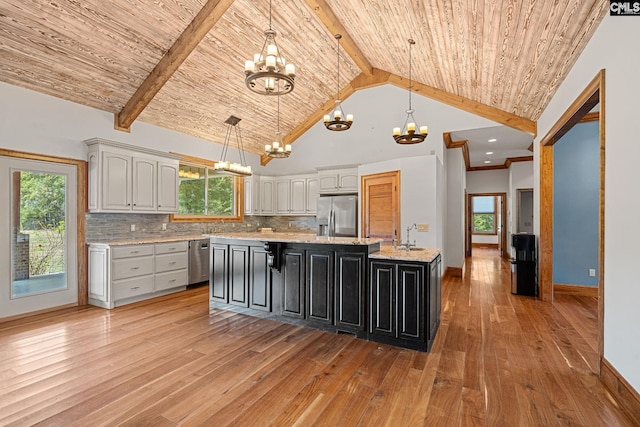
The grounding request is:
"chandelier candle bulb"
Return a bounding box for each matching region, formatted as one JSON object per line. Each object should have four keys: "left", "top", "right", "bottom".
{"left": 265, "top": 144, "right": 271, "bottom": 152}
{"left": 285, "top": 144, "right": 291, "bottom": 152}
{"left": 324, "top": 115, "right": 330, "bottom": 123}
{"left": 407, "top": 122, "right": 416, "bottom": 132}
{"left": 245, "top": 60, "right": 255, "bottom": 72}
{"left": 346, "top": 114, "right": 354, "bottom": 122}
{"left": 285, "top": 64, "right": 295, "bottom": 76}
{"left": 273, "top": 141, "right": 279, "bottom": 149}
{"left": 267, "top": 44, "right": 277, "bottom": 56}
{"left": 266, "top": 55, "right": 276, "bottom": 69}
{"left": 334, "top": 110, "right": 341, "bottom": 120}
{"left": 420, "top": 126, "right": 428, "bottom": 135}
{"left": 393, "top": 127, "right": 401, "bottom": 136}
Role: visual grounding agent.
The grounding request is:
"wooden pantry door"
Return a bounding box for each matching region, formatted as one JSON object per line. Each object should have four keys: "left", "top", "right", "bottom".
{"left": 361, "top": 171, "right": 400, "bottom": 244}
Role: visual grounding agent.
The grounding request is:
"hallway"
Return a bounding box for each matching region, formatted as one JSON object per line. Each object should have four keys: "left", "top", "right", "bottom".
{"left": 0, "top": 249, "right": 633, "bottom": 425}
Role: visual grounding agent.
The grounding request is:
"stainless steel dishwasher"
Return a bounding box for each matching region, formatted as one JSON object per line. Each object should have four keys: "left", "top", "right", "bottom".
{"left": 188, "top": 238, "right": 210, "bottom": 285}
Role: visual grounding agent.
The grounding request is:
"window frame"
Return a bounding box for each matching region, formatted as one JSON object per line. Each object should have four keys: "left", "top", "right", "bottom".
{"left": 170, "top": 157, "right": 245, "bottom": 223}
{"left": 471, "top": 195, "right": 497, "bottom": 235}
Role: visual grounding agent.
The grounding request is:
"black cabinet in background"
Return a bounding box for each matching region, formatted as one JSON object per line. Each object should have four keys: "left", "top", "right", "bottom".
{"left": 306, "top": 250, "right": 334, "bottom": 326}
{"left": 210, "top": 243, "right": 228, "bottom": 303}
{"left": 281, "top": 248, "right": 305, "bottom": 319}
{"left": 335, "top": 251, "right": 366, "bottom": 336}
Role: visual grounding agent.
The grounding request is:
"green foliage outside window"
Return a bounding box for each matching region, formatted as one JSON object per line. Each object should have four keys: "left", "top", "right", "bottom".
{"left": 177, "top": 165, "right": 235, "bottom": 217}
{"left": 473, "top": 213, "right": 495, "bottom": 233}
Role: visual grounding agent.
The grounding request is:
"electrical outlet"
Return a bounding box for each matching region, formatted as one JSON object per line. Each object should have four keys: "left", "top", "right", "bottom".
{"left": 162, "top": 223, "right": 167, "bottom": 231}
{"left": 417, "top": 224, "right": 429, "bottom": 232}
{"left": 130, "top": 224, "right": 136, "bottom": 232}
{"left": 589, "top": 268, "right": 596, "bottom": 277}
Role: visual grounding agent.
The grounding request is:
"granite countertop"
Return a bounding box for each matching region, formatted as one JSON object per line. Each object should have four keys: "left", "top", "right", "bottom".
{"left": 210, "top": 232, "right": 383, "bottom": 246}
{"left": 369, "top": 244, "right": 441, "bottom": 263}
{"left": 87, "top": 234, "right": 208, "bottom": 246}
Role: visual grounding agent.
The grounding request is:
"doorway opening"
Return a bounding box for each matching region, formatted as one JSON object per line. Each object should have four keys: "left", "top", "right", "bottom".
{"left": 466, "top": 192, "right": 508, "bottom": 259}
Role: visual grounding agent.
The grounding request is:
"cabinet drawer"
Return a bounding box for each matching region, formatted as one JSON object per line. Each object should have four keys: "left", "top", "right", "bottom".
{"left": 155, "top": 269, "right": 188, "bottom": 291}
{"left": 155, "top": 253, "right": 188, "bottom": 273}
{"left": 155, "top": 241, "right": 188, "bottom": 255}
{"left": 113, "top": 275, "right": 154, "bottom": 301}
{"left": 112, "top": 245, "right": 154, "bottom": 259}
{"left": 112, "top": 256, "right": 154, "bottom": 280}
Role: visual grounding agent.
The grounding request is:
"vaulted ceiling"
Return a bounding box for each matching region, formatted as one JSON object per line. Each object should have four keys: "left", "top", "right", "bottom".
{"left": 0, "top": 0, "right": 608, "bottom": 164}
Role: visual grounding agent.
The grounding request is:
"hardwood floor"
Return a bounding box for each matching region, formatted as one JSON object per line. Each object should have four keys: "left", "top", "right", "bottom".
{"left": 0, "top": 249, "right": 634, "bottom": 426}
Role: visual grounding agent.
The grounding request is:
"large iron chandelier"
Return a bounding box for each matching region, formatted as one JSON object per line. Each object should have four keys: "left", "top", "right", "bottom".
{"left": 244, "top": 0, "right": 296, "bottom": 96}
{"left": 212, "top": 115, "right": 252, "bottom": 176}
{"left": 393, "top": 39, "right": 428, "bottom": 144}
{"left": 265, "top": 95, "right": 291, "bottom": 158}
{"left": 324, "top": 34, "right": 353, "bottom": 131}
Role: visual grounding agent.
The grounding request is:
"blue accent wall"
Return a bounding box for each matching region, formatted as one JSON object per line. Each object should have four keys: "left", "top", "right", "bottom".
{"left": 553, "top": 121, "right": 599, "bottom": 286}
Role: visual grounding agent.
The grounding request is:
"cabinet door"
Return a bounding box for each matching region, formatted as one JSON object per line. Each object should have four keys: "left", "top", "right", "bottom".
{"left": 210, "top": 244, "right": 228, "bottom": 303}
{"left": 261, "top": 179, "right": 275, "bottom": 214}
{"left": 88, "top": 246, "right": 110, "bottom": 305}
{"left": 318, "top": 174, "right": 338, "bottom": 193}
{"left": 338, "top": 172, "right": 358, "bottom": 192}
{"left": 306, "top": 177, "right": 318, "bottom": 214}
{"left": 290, "top": 178, "right": 306, "bottom": 214}
{"left": 275, "top": 179, "right": 291, "bottom": 214}
{"left": 306, "top": 250, "right": 334, "bottom": 325}
{"left": 369, "top": 261, "right": 396, "bottom": 337}
{"left": 102, "top": 151, "right": 131, "bottom": 210}
{"left": 281, "top": 248, "right": 305, "bottom": 319}
{"left": 229, "top": 245, "right": 249, "bottom": 307}
{"left": 397, "top": 264, "right": 425, "bottom": 342}
{"left": 157, "top": 161, "right": 179, "bottom": 212}
{"left": 334, "top": 251, "right": 366, "bottom": 332}
{"left": 249, "top": 246, "right": 271, "bottom": 312}
{"left": 428, "top": 257, "right": 441, "bottom": 340}
{"left": 132, "top": 157, "right": 156, "bottom": 211}
{"left": 244, "top": 177, "right": 253, "bottom": 215}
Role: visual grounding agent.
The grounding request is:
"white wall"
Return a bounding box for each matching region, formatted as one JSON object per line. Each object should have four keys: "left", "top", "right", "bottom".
{"left": 0, "top": 82, "right": 263, "bottom": 167}
{"left": 466, "top": 169, "right": 509, "bottom": 193}
{"left": 359, "top": 156, "right": 439, "bottom": 251}
{"left": 445, "top": 148, "right": 466, "bottom": 270}
{"left": 534, "top": 14, "right": 640, "bottom": 393}
{"left": 253, "top": 84, "right": 504, "bottom": 176}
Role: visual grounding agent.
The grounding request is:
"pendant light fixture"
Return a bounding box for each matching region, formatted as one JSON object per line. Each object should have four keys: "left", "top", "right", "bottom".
{"left": 393, "top": 39, "right": 428, "bottom": 144}
{"left": 265, "top": 95, "right": 291, "bottom": 158}
{"left": 324, "top": 34, "right": 353, "bottom": 131}
{"left": 244, "top": 0, "right": 296, "bottom": 96}
{"left": 212, "top": 115, "right": 252, "bottom": 176}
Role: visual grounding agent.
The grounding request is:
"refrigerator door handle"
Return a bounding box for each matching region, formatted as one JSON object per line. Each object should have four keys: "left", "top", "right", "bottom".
{"left": 329, "top": 209, "right": 335, "bottom": 236}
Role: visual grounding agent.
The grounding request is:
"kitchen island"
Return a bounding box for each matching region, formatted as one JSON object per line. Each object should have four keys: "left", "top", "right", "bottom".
{"left": 209, "top": 233, "right": 441, "bottom": 351}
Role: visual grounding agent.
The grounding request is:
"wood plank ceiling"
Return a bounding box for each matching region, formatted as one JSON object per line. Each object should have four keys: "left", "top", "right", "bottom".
{"left": 0, "top": 0, "right": 608, "bottom": 159}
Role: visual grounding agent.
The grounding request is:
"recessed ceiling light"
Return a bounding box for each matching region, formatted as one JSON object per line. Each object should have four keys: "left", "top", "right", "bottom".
{"left": 484, "top": 160, "right": 491, "bottom": 164}
{"left": 488, "top": 138, "right": 497, "bottom": 142}
{"left": 486, "top": 151, "right": 493, "bottom": 155}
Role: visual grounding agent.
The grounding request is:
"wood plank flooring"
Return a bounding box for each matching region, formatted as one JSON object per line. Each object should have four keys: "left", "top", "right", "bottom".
{"left": 0, "top": 249, "right": 634, "bottom": 426}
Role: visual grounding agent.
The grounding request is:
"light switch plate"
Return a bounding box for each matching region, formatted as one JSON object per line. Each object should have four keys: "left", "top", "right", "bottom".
{"left": 417, "top": 224, "right": 429, "bottom": 232}
{"left": 130, "top": 224, "right": 136, "bottom": 232}
{"left": 589, "top": 268, "right": 596, "bottom": 277}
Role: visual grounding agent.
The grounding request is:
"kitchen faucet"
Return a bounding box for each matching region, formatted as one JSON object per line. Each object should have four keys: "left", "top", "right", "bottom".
{"left": 398, "top": 224, "right": 417, "bottom": 251}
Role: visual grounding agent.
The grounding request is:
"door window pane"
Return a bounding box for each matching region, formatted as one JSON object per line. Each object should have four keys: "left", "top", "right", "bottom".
{"left": 12, "top": 170, "right": 67, "bottom": 297}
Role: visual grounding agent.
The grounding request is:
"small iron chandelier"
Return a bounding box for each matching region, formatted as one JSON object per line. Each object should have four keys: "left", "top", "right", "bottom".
{"left": 212, "top": 115, "right": 252, "bottom": 177}
{"left": 265, "top": 95, "right": 291, "bottom": 158}
{"left": 324, "top": 34, "right": 353, "bottom": 131}
{"left": 393, "top": 39, "right": 428, "bottom": 144}
{"left": 244, "top": 0, "right": 296, "bottom": 96}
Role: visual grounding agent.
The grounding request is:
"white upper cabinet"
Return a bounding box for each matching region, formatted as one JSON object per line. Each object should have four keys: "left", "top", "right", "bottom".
{"left": 306, "top": 177, "right": 319, "bottom": 214}
{"left": 244, "top": 175, "right": 261, "bottom": 216}
{"left": 260, "top": 177, "right": 275, "bottom": 215}
{"left": 275, "top": 176, "right": 307, "bottom": 215}
{"left": 318, "top": 167, "right": 358, "bottom": 194}
{"left": 86, "top": 138, "right": 180, "bottom": 214}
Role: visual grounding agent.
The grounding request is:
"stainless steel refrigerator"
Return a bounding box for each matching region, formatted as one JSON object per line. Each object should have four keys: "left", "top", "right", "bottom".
{"left": 317, "top": 194, "right": 358, "bottom": 237}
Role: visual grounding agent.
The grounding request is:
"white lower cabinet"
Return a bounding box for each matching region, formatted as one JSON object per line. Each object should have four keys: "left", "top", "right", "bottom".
{"left": 88, "top": 241, "right": 189, "bottom": 309}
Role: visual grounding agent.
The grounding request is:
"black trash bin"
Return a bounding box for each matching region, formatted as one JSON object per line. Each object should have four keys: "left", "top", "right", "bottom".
{"left": 511, "top": 234, "right": 537, "bottom": 296}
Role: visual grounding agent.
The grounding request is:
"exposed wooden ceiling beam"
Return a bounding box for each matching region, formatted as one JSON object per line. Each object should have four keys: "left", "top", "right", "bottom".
{"left": 387, "top": 73, "right": 538, "bottom": 137}
{"left": 114, "top": 0, "right": 234, "bottom": 132}
{"left": 302, "top": 0, "right": 373, "bottom": 75}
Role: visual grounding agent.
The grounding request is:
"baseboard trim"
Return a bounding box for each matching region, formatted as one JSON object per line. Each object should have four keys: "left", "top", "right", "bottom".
{"left": 472, "top": 243, "right": 499, "bottom": 249}
{"left": 553, "top": 283, "right": 598, "bottom": 297}
{"left": 445, "top": 266, "right": 463, "bottom": 278}
{"left": 601, "top": 358, "right": 640, "bottom": 424}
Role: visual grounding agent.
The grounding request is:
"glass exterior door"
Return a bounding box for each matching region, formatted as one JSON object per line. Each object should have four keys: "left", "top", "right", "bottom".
{"left": 0, "top": 157, "right": 77, "bottom": 318}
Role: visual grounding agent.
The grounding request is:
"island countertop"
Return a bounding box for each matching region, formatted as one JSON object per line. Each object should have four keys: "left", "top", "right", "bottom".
{"left": 209, "top": 232, "right": 383, "bottom": 246}
{"left": 369, "top": 244, "right": 441, "bottom": 263}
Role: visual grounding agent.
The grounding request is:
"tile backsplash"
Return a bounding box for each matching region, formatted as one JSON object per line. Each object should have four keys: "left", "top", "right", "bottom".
{"left": 85, "top": 213, "right": 317, "bottom": 241}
